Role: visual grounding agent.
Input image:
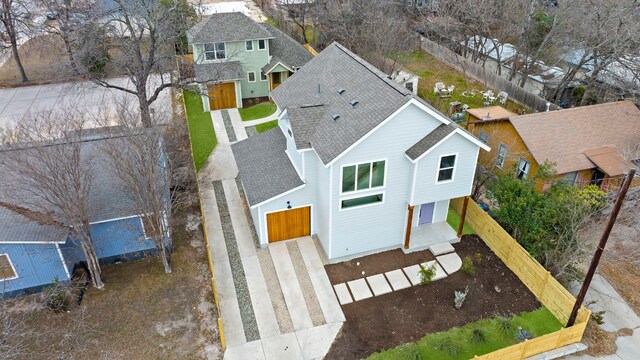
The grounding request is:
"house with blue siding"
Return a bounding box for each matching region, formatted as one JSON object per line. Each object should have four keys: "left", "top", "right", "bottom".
{"left": 0, "top": 133, "right": 169, "bottom": 297}
{"left": 231, "top": 43, "right": 490, "bottom": 261}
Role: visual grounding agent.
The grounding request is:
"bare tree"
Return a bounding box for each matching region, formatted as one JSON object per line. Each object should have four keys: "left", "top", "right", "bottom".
{"left": 276, "top": 0, "right": 315, "bottom": 43}
{"left": 0, "top": 110, "right": 103, "bottom": 289}
{"left": 0, "top": 0, "right": 30, "bottom": 82}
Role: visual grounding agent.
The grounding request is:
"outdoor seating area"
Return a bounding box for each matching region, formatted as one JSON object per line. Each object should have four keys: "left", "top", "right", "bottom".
{"left": 434, "top": 82, "right": 455, "bottom": 98}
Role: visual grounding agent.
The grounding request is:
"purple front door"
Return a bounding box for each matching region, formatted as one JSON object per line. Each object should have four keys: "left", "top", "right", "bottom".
{"left": 419, "top": 202, "right": 435, "bottom": 225}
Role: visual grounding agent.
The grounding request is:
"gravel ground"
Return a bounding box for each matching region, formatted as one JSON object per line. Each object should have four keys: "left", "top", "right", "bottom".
{"left": 212, "top": 180, "right": 259, "bottom": 341}
{"left": 235, "top": 177, "right": 260, "bottom": 247}
{"left": 287, "top": 241, "right": 326, "bottom": 327}
{"left": 221, "top": 110, "right": 237, "bottom": 142}
{"left": 245, "top": 126, "right": 257, "bottom": 137}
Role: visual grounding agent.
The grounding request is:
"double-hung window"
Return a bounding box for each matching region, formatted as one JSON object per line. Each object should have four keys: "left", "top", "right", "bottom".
{"left": 340, "top": 160, "right": 386, "bottom": 209}
{"left": 204, "top": 42, "right": 226, "bottom": 60}
{"left": 0, "top": 254, "right": 17, "bottom": 281}
{"left": 517, "top": 158, "right": 531, "bottom": 179}
{"left": 258, "top": 39, "right": 266, "bottom": 50}
{"left": 496, "top": 144, "right": 507, "bottom": 169}
{"left": 437, "top": 154, "right": 456, "bottom": 182}
{"left": 247, "top": 71, "right": 256, "bottom": 82}
{"left": 245, "top": 40, "right": 253, "bottom": 51}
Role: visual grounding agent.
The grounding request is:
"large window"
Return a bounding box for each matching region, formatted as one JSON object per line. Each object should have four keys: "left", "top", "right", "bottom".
{"left": 496, "top": 144, "right": 507, "bottom": 169}
{"left": 341, "top": 194, "right": 383, "bottom": 209}
{"left": 437, "top": 154, "right": 456, "bottom": 182}
{"left": 341, "top": 160, "right": 385, "bottom": 193}
{"left": 204, "top": 42, "right": 225, "bottom": 60}
{"left": 517, "top": 158, "right": 531, "bottom": 179}
{"left": 0, "top": 254, "right": 17, "bottom": 281}
{"left": 245, "top": 40, "right": 253, "bottom": 51}
{"left": 258, "top": 39, "right": 266, "bottom": 50}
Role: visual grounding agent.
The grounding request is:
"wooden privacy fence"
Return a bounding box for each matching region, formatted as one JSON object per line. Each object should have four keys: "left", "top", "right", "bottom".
{"left": 420, "top": 36, "right": 559, "bottom": 113}
{"left": 451, "top": 197, "right": 590, "bottom": 360}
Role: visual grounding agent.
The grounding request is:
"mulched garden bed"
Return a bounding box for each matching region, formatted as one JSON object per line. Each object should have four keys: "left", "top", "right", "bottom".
{"left": 325, "top": 235, "right": 541, "bottom": 360}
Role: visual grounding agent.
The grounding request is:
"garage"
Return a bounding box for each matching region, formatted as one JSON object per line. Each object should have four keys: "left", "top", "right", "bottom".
{"left": 207, "top": 82, "right": 236, "bottom": 110}
{"left": 266, "top": 206, "right": 311, "bottom": 243}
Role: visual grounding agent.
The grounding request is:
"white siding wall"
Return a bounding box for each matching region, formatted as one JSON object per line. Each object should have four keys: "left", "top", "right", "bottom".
{"left": 314, "top": 151, "right": 332, "bottom": 257}
{"left": 412, "top": 133, "right": 480, "bottom": 204}
{"left": 328, "top": 104, "right": 442, "bottom": 259}
{"left": 278, "top": 113, "right": 303, "bottom": 177}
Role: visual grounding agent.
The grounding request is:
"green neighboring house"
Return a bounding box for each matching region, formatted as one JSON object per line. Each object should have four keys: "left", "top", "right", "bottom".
{"left": 187, "top": 12, "right": 314, "bottom": 111}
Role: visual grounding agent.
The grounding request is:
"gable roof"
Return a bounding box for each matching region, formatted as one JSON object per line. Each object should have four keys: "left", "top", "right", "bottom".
{"left": 187, "top": 12, "right": 273, "bottom": 44}
{"left": 287, "top": 105, "right": 325, "bottom": 149}
{"left": 271, "top": 42, "right": 452, "bottom": 165}
{"left": 405, "top": 124, "right": 457, "bottom": 161}
{"left": 261, "top": 24, "right": 313, "bottom": 73}
{"left": 231, "top": 128, "right": 304, "bottom": 206}
{"left": 509, "top": 100, "right": 640, "bottom": 174}
{"left": 0, "top": 132, "right": 161, "bottom": 243}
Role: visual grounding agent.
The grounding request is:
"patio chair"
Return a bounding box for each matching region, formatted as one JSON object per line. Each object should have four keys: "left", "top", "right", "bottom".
{"left": 482, "top": 90, "right": 494, "bottom": 100}
{"left": 498, "top": 91, "right": 508, "bottom": 105}
{"left": 433, "top": 82, "right": 445, "bottom": 94}
{"left": 447, "top": 85, "right": 455, "bottom": 94}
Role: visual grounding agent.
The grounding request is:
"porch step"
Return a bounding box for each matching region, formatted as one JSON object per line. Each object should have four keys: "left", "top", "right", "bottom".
{"left": 428, "top": 242, "right": 455, "bottom": 256}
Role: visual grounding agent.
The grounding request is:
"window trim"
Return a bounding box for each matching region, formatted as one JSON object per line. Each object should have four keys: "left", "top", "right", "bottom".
{"left": 258, "top": 39, "right": 266, "bottom": 50}
{"left": 203, "top": 42, "right": 226, "bottom": 61}
{"left": 339, "top": 192, "right": 385, "bottom": 211}
{"left": 496, "top": 143, "right": 508, "bottom": 169}
{"left": 478, "top": 130, "right": 490, "bottom": 144}
{"left": 435, "top": 153, "right": 457, "bottom": 184}
{"left": 245, "top": 40, "right": 253, "bottom": 51}
{"left": 517, "top": 157, "right": 531, "bottom": 179}
{"left": 260, "top": 70, "right": 267, "bottom": 81}
{"left": 0, "top": 254, "right": 18, "bottom": 281}
{"left": 247, "top": 71, "right": 256, "bottom": 83}
{"left": 339, "top": 158, "right": 388, "bottom": 195}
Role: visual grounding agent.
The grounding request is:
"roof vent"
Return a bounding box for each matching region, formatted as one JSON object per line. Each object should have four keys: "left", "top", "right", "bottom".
{"left": 350, "top": 100, "right": 359, "bottom": 108}
{"left": 332, "top": 114, "right": 341, "bottom": 122}
{"left": 337, "top": 88, "right": 346, "bottom": 95}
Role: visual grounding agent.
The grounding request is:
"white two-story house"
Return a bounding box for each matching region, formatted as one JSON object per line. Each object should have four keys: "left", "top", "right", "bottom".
{"left": 231, "top": 42, "right": 490, "bottom": 261}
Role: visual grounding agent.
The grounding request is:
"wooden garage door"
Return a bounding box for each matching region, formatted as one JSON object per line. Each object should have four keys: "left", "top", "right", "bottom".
{"left": 208, "top": 82, "right": 236, "bottom": 110}
{"left": 266, "top": 206, "right": 311, "bottom": 243}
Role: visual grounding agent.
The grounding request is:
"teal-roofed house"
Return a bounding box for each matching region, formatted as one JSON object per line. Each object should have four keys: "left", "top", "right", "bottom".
{"left": 187, "top": 12, "right": 314, "bottom": 110}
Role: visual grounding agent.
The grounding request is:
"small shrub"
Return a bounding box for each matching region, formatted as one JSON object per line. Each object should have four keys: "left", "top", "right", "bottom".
{"left": 419, "top": 263, "right": 437, "bottom": 285}
{"left": 474, "top": 252, "right": 484, "bottom": 266}
{"left": 461, "top": 256, "right": 476, "bottom": 276}
{"left": 495, "top": 315, "right": 516, "bottom": 338}
{"left": 471, "top": 326, "right": 487, "bottom": 344}
{"left": 454, "top": 286, "right": 469, "bottom": 309}
{"left": 44, "top": 277, "right": 74, "bottom": 311}
{"left": 433, "top": 336, "right": 462, "bottom": 357}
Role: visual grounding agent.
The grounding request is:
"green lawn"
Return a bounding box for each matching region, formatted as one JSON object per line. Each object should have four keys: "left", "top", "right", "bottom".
{"left": 238, "top": 102, "right": 277, "bottom": 121}
{"left": 255, "top": 119, "right": 279, "bottom": 133}
{"left": 368, "top": 308, "right": 562, "bottom": 360}
{"left": 447, "top": 207, "right": 475, "bottom": 235}
{"left": 183, "top": 91, "right": 216, "bottom": 172}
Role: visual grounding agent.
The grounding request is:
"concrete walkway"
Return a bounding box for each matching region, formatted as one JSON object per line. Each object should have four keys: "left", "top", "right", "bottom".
{"left": 241, "top": 113, "right": 279, "bottom": 127}
{"left": 198, "top": 108, "right": 344, "bottom": 359}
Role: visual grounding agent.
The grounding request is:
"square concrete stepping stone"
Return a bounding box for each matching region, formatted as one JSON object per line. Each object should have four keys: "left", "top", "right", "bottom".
{"left": 403, "top": 264, "right": 422, "bottom": 286}
{"left": 437, "top": 253, "right": 463, "bottom": 275}
{"left": 429, "top": 242, "right": 455, "bottom": 256}
{"left": 384, "top": 269, "right": 411, "bottom": 291}
{"left": 421, "top": 260, "right": 447, "bottom": 281}
{"left": 333, "top": 283, "right": 353, "bottom": 305}
{"left": 366, "top": 274, "right": 392, "bottom": 296}
{"left": 347, "top": 278, "right": 373, "bottom": 301}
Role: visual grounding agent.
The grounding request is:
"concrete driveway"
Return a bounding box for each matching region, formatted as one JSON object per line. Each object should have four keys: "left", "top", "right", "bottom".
{"left": 0, "top": 75, "right": 171, "bottom": 129}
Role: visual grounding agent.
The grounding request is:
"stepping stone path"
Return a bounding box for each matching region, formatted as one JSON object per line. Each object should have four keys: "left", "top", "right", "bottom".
{"left": 333, "top": 251, "right": 463, "bottom": 304}
{"left": 429, "top": 242, "right": 456, "bottom": 256}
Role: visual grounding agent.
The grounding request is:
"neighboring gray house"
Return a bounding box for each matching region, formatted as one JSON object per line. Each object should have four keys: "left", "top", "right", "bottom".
{"left": 187, "top": 12, "right": 313, "bottom": 110}
{"left": 231, "top": 43, "right": 489, "bottom": 262}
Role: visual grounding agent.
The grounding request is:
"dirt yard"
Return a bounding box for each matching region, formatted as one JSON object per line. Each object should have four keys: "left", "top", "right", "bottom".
{"left": 324, "top": 235, "right": 541, "bottom": 360}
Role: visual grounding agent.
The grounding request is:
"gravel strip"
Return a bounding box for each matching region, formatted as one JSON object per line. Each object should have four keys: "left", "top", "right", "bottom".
{"left": 221, "top": 110, "right": 237, "bottom": 142}
{"left": 235, "top": 177, "right": 260, "bottom": 247}
{"left": 212, "top": 180, "right": 260, "bottom": 341}
{"left": 287, "top": 241, "right": 326, "bottom": 327}
{"left": 245, "top": 126, "right": 257, "bottom": 137}
{"left": 256, "top": 247, "right": 295, "bottom": 333}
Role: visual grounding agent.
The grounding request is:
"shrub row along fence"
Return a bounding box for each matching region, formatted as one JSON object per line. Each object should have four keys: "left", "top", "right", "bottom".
{"left": 420, "top": 36, "right": 559, "bottom": 113}
{"left": 451, "top": 197, "right": 590, "bottom": 359}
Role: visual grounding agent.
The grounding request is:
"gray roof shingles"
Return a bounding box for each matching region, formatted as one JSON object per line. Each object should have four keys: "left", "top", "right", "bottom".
{"left": 194, "top": 61, "right": 244, "bottom": 83}
{"left": 231, "top": 128, "right": 304, "bottom": 206}
{"left": 261, "top": 24, "right": 313, "bottom": 73}
{"left": 287, "top": 105, "right": 325, "bottom": 149}
{"left": 405, "top": 124, "right": 457, "bottom": 160}
{"left": 187, "top": 12, "right": 273, "bottom": 44}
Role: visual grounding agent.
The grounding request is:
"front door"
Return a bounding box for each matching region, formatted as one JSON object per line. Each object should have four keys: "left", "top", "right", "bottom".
{"left": 419, "top": 202, "right": 435, "bottom": 225}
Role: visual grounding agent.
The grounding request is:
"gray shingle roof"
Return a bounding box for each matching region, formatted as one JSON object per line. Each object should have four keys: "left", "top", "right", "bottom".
{"left": 231, "top": 128, "right": 304, "bottom": 206}
{"left": 187, "top": 12, "right": 273, "bottom": 44}
{"left": 0, "top": 134, "right": 158, "bottom": 243}
{"left": 405, "top": 124, "right": 457, "bottom": 161}
{"left": 287, "top": 105, "right": 325, "bottom": 149}
{"left": 194, "top": 61, "right": 244, "bottom": 83}
{"left": 271, "top": 42, "right": 435, "bottom": 165}
{"left": 262, "top": 24, "right": 313, "bottom": 72}
{"left": 262, "top": 56, "right": 290, "bottom": 74}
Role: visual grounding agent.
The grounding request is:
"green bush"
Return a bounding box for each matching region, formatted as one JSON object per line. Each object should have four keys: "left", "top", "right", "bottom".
{"left": 495, "top": 315, "right": 516, "bottom": 338}
{"left": 433, "top": 336, "right": 462, "bottom": 357}
{"left": 461, "top": 256, "right": 476, "bottom": 276}
{"left": 471, "top": 327, "right": 487, "bottom": 344}
{"left": 419, "top": 263, "right": 437, "bottom": 285}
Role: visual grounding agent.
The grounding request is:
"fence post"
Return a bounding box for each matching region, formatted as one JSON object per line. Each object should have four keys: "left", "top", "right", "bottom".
{"left": 457, "top": 196, "right": 470, "bottom": 238}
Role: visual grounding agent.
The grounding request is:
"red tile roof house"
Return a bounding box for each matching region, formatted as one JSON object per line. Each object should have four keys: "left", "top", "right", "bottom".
{"left": 231, "top": 43, "right": 490, "bottom": 261}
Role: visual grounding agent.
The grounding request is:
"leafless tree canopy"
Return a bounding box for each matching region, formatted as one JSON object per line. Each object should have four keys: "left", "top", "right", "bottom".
{"left": 1, "top": 0, "right": 31, "bottom": 82}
